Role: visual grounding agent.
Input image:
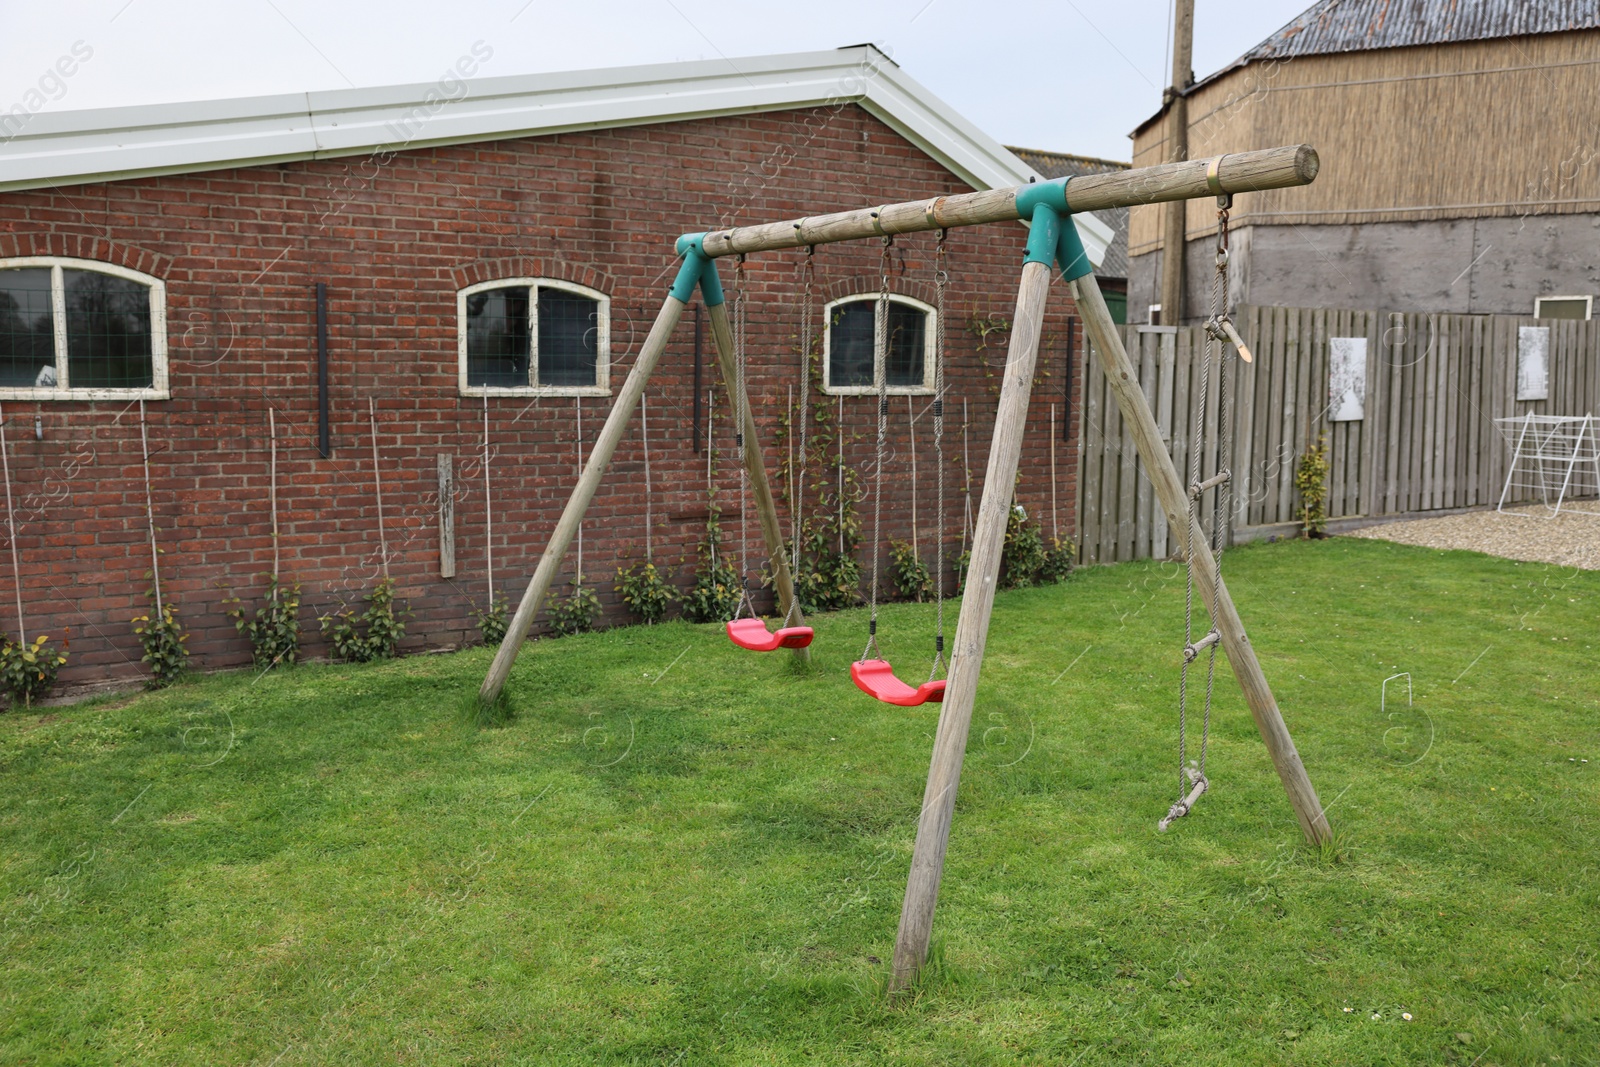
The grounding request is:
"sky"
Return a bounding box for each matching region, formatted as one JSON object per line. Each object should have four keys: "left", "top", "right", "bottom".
{"left": 2, "top": 0, "right": 1312, "bottom": 162}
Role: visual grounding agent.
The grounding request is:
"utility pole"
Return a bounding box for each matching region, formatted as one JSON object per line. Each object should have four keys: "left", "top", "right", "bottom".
{"left": 1159, "top": 0, "right": 1195, "bottom": 324}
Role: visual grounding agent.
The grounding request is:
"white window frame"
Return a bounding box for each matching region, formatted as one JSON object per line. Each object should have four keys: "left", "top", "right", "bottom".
{"left": 821, "top": 293, "right": 937, "bottom": 396}
{"left": 1533, "top": 295, "right": 1593, "bottom": 321}
{"left": 0, "top": 257, "right": 169, "bottom": 401}
{"left": 456, "top": 277, "right": 611, "bottom": 397}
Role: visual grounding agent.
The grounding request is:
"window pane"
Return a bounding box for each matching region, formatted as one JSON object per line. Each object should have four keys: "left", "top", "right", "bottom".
{"left": 465, "top": 286, "right": 530, "bottom": 387}
{"left": 64, "top": 269, "right": 154, "bottom": 389}
{"left": 885, "top": 302, "right": 927, "bottom": 388}
{"left": 537, "top": 288, "right": 599, "bottom": 387}
{"left": 0, "top": 268, "right": 58, "bottom": 387}
{"left": 828, "top": 301, "right": 875, "bottom": 388}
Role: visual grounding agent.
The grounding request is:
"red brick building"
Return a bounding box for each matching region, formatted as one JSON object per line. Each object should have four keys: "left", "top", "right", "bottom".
{"left": 0, "top": 46, "right": 1111, "bottom": 689}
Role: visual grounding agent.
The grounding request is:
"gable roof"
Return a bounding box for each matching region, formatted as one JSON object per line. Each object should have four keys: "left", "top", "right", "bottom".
{"left": 1007, "top": 148, "right": 1129, "bottom": 280}
{"left": 1135, "top": 0, "right": 1600, "bottom": 135}
{"left": 1239, "top": 0, "right": 1600, "bottom": 62}
{"left": 0, "top": 45, "right": 1111, "bottom": 265}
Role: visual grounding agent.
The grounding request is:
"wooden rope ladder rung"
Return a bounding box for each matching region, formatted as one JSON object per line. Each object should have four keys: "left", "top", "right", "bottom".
{"left": 1183, "top": 629, "right": 1221, "bottom": 663}
{"left": 1189, "top": 470, "right": 1231, "bottom": 498}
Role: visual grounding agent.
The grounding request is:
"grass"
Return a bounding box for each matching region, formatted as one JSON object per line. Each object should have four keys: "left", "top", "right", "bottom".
{"left": 1, "top": 536, "right": 1596, "bottom": 1065}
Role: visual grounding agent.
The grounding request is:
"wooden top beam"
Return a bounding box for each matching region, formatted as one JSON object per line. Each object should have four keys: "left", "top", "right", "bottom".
{"left": 683, "top": 144, "right": 1318, "bottom": 259}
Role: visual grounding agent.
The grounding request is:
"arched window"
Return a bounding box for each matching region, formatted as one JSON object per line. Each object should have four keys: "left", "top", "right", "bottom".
{"left": 0, "top": 258, "right": 168, "bottom": 399}
{"left": 457, "top": 278, "right": 610, "bottom": 396}
{"left": 822, "top": 294, "right": 936, "bottom": 394}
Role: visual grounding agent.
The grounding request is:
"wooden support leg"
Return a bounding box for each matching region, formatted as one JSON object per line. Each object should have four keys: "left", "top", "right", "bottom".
{"left": 889, "top": 260, "right": 1053, "bottom": 991}
{"left": 1070, "top": 271, "right": 1333, "bottom": 846}
{"left": 704, "top": 300, "right": 810, "bottom": 662}
{"left": 477, "top": 294, "right": 688, "bottom": 706}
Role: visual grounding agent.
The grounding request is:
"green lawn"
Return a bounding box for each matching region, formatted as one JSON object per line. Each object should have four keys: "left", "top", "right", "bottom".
{"left": 2, "top": 537, "right": 1596, "bottom": 1065}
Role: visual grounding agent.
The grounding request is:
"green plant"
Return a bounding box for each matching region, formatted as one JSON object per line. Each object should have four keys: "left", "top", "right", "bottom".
{"left": 475, "top": 595, "right": 508, "bottom": 646}
{"left": 1000, "top": 503, "right": 1048, "bottom": 589}
{"left": 224, "top": 574, "right": 301, "bottom": 670}
{"left": 318, "top": 576, "right": 408, "bottom": 663}
{"left": 133, "top": 591, "right": 189, "bottom": 689}
{"left": 888, "top": 540, "right": 932, "bottom": 602}
{"left": 0, "top": 632, "right": 68, "bottom": 707}
{"left": 681, "top": 510, "right": 742, "bottom": 624}
{"left": 1040, "top": 537, "right": 1075, "bottom": 584}
{"left": 615, "top": 561, "right": 674, "bottom": 624}
{"left": 545, "top": 581, "right": 602, "bottom": 636}
{"left": 1294, "top": 436, "right": 1331, "bottom": 538}
{"left": 953, "top": 547, "right": 971, "bottom": 594}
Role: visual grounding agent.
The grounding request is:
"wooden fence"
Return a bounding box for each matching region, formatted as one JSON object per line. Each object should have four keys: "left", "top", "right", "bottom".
{"left": 1075, "top": 306, "right": 1600, "bottom": 564}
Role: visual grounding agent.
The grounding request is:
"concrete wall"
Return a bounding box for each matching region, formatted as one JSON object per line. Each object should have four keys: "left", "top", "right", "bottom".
{"left": 1129, "top": 213, "right": 1600, "bottom": 322}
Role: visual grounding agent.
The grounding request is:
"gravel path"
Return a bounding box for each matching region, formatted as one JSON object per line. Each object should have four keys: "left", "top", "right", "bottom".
{"left": 1348, "top": 503, "right": 1600, "bottom": 570}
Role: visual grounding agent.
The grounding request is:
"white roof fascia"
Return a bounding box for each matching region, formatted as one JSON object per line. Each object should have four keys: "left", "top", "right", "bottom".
{"left": 0, "top": 47, "right": 1109, "bottom": 266}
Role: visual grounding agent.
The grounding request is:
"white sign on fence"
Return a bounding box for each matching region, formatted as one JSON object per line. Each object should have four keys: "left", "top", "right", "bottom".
{"left": 1329, "top": 337, "right": 1367, "bottom": 421}
{"left": 1517, "top": 326, "right": 1550, "bottom": 401}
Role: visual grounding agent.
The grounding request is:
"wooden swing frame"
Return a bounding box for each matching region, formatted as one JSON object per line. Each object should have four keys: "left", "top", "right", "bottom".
{"left": 476, "top": 143, "right": 1334, "bottom": 991}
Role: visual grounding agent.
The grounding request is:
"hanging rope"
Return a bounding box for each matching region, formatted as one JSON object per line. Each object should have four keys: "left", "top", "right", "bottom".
{"left": 860, "top": 236, "right": 893, "bottom": 664}
{"left": 1164, "top": 195, "right": 1238, "bottom": 831}
{"left": 733, "top": 255, "right": 756, "bottom": 620}
{"left": 928, "top": 230, "right": 949, "bottom": 682}
{"left": 785, "top": 250, "right": 815, "bottom": 627}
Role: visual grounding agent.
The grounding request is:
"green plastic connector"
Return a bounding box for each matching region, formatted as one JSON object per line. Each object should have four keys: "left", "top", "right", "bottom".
{"left": 698, "top": 257, "right": 725, "bottom": 307}
{"left": 669, "top": 232, "right": 725, "bottom": 306}
{"left": 669, "top": 251, "right": 706, "bottom": 303}
{"left": 1013, "top": 176, "right": 1070, "bottom": 220}
{"left": 1023, "top": 203, "right": 1061, "bottom": 266}
{"left": 1055, "top": 215, "right": 1093, "bottom": 282}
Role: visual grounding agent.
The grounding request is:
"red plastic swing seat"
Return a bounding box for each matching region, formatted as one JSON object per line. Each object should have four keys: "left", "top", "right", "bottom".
{"left": 850, "top": 659, "right": 946, "bottom": 707}
{"left": 726, "top": 617, "right": 814, "bottom": 652}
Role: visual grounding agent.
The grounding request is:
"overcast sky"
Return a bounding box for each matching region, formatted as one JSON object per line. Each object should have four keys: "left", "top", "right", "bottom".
{"left": 3, "top": 0, "right": 1310, "bottom": 162}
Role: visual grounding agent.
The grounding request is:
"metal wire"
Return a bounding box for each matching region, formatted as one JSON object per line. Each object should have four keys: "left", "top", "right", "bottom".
{"left": 929, "top": 231, "right": 949, "bottom": 681}
{"left": 734, "top": 255, "right": 754, "bottom": 620}
{"left": 861, "top": 237, "right": 893, "bottom": 664}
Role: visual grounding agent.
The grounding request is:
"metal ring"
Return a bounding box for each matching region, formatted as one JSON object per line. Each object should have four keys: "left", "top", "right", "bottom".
{"left": 923, "top": 197, "right": 944, "bottom": 229}
{"left": 1205, "top": 155, "right": 1228, "bottom": 195}
{"left": 871, "top": 206, "right": 889, "bottom": 235}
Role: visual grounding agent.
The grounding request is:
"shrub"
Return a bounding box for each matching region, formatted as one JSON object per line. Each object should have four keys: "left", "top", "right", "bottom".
{"left": 318, "top": 576, "right": 408, "bottom": 663}
{"left": 1000, "top": 504, "right": 1048, "bottom": 589}
{"left": 1040, "top": 537, "right": 1075, "bottom": 584}
{"left": 888, "top": 540, "right": 932, "bottom": 602}
{"left": 0, "top": 633, "right": 68, "bottom": 708}
{"left": 545, "top": 582, "right": 602, "bottom": 636}
{"left": 681, "top": 510, "right": 742, "bottom": 624}
{"left": 1294, "top": 436, "right": 1331, "bottom": 538}
{"left": 475, "top": 595, "right": 509, "bottom": 645}
{"left": 133, "top": 592, "right": 189, "bottom": 689}
{"left": 615, "top": 561, "right": 674, "bottom": 624}
{"left": 225, "top": 573, "right": 301, "bottom": 670}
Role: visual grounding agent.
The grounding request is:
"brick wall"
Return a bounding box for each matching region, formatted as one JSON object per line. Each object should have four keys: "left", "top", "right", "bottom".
{"left": 0, "top": 103, "right": 1083, "bottom": 688}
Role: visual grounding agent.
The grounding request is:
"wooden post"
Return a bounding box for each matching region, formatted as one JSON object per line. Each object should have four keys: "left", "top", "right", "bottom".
{"left": 368, "top": 398, "right": 389, "bottom": 578}
{"left": 1159, "top": 0, "right": 1195, "bottom": 324}
{"left": 1070, "top": 270, "right": 1333, "bottom": 846}
{"left": 268, "top": 407, "right": 280, "bottom": 582}
{"left": 704, "top": 300, "right": 809, "bottom": 660}
{"left": 890, "top": 259, "right": 1053, "bottom": 991}
{"left": 694, "top": 146, "right": 1318, "bottom": 259}
{"left": 437, "top": 454, "right": 456, "bottom": 578}
{"left": 477, "top": 294, "right": 689, "bottom": 706}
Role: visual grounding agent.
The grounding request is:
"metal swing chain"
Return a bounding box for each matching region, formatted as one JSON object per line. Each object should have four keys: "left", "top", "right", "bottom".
{"left": 1201, "top": 199, "right": 1238, "bottom": 780}
{"left": 929, "top": 231, "right": 949, "bottom": 682}
{"left": 733, "top": 254, "right": 756, "bottom": 620}
{"left": 786, "top": 249, "right": 815, "bottom": 627}
{"left": 861, "top": 236, "right": 893, "bottom": 664}
{"left": 1170, "top": 197, "right": 1235, "bottom": 821}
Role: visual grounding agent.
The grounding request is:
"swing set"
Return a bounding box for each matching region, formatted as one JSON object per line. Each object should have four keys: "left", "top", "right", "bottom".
{"left": 476, "top": 144, "right": 1334, "bottom": 991}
